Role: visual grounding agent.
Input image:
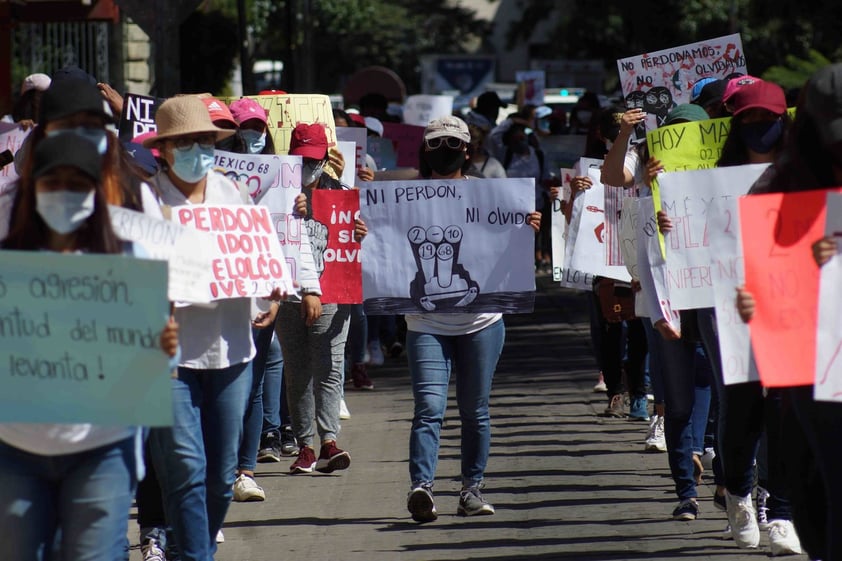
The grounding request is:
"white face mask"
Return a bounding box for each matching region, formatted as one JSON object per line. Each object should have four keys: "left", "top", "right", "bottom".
{"left": 36, "top": 190, "right": 96, "bottom": 234}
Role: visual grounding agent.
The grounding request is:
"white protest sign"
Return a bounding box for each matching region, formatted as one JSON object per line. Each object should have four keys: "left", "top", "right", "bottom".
{"left": 171, "top": 204, "right": 294, "bottom": 300}
{"left": 336, "top": 126, "right": 368, "bottom": 175}
{"left": 361, "top": 178, "right": 536, "bottom": 314}
{"left": 0, "top": 251, "right": 172, "bottom": 425}
{"left": 403, "top": 95, "right": 454, "bottom": 127}
{"left": 604, "top": 180, "right": 631, "bottom": 266}
{"left": 109, "top": 206, "right": 215, "bottom": 303}
{"left": 567, "top": 159, "right": 631, "bottom": 282}
{"left": 638, "top": 196, "right": 682, "bottom": 327}
{"left": 620, "top": 196, "right": 641, "bottom": 280}
{"left": 213, "top": 150, "right": 280, "bottom": 201}
{"left": 815, "top": 192, "right": 842, "bottom": 402}
{"left": 552, "top": 167, "right": 592, "bottom": 289}
{"left": 337, "top": 141, "right": 357, "bottom": 187}
{"left": 250, "top": 155, "right": 304, "bottom": 284}
{"left": 0, "top": 124, "right": 30, "bottom": 195}
{"left": 617, "top": 34, "right": 746, "bottom": 129}
{"left": 515, "top": 70, "right": 546, "bottom": 106}
{"left": 659, "top": 164, "right": 769, "bottom": 310}
{"left": 708, "top": 196, "right": 756, "bottom": 385}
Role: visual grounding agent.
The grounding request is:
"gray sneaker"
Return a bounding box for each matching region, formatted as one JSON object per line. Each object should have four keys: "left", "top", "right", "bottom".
{"left": 407, "top": 485, "right": 437, "bottom": 523}
{"left": 457, "top": 486, "right": 495, "bottom": 516}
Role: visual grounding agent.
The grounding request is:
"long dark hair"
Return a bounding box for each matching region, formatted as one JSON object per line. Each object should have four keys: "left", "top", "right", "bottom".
{"left": 717, "top": 113, "right": 791, "bottom": 168}
{"left": 765, "top": 88, "right": 838, "bottom": 193}
{"left": 2, "top": 168, "right": 122, "bottom": 254}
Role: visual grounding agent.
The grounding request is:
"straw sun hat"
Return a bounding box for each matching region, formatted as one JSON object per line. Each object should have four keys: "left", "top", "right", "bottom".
{"left": 143, "top": 95, "right": 235, "bottom": 148}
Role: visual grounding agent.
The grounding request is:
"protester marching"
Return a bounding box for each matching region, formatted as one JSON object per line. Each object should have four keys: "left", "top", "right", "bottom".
{"left": 0, "top": 24, "right": 841, "bottom": 561}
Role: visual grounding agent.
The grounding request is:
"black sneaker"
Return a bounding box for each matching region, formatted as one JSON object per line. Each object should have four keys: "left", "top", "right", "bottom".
{"left": 672, "top": 498, "right": 699, "bottom": 521}
{"left": 280, "top": 425, "right": 298, "bottom": 456}
{"left": 257, "top": 431, "right": 281, "bottom": 463}
{"left": 407, "top": 485, "right": 437, "bottom": 523}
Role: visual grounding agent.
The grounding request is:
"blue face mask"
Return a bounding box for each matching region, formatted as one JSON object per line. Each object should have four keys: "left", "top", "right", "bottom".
{"left": 239, "top": 129, "right": 266, "bottom": 155}
{"left": 171, "top": 143, "right": 215, "bottom": 183}
{"left": 740, "top": 119, "right": 783, "bottom": 154}
{"left": 47, "top": 127, "right": 108, "bottom": 155}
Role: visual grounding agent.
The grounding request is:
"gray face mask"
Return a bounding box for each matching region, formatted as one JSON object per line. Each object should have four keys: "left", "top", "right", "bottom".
{"left": 302, "top": 160, "right": 325, "bottom": 186}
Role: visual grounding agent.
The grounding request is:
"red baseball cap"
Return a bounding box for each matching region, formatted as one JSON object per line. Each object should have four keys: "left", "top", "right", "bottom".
{"left": 289, "top": 122, "right": 328, "bottom": 159}
{"left": 202, "top": 97, "right": 237, "bottom": 128}
{"left": 730, "top": 80, "right": 786, "bottom": 116}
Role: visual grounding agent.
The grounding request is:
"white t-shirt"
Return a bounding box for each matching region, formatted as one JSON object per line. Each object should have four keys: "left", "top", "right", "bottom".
{"left": 156, "top": 170, "right": 256, "bottom": 369}
{"left": 405, "top": 312, "right": 502, "bottom": 337}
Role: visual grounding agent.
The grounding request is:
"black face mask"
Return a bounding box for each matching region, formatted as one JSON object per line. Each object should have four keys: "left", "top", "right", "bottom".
{"left": 216, "top": 135, "right": 236, "bottom": 152}
{"left": 425, "top": 147, "right": 465, "bottom": 176}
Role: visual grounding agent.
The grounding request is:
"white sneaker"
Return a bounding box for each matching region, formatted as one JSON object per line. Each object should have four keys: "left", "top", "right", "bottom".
{"left": 593, "top": 372, "right": 607, "bottom": 393}
{"left": 216, "top": 530, "right": 225, "bottom": 543}
{"left": 141, "top": 538, "right": 166, "bottom": 561}
{"left": 644, "top": 415, "right": 667, "bottom": 452}
{"left": 232, "top": 473, "right": 265, "bottom": 502}
{"left": 726, "top": 492, "right": 760, "bottom": 549}
{"left": 367, "top": 342, "right": 385, "bottom": 366}
{"left": 339, "top": 398, "right": 351, "bottom": 420}
{"left": 768, "top": 520, "right": 803, "bottom": 556}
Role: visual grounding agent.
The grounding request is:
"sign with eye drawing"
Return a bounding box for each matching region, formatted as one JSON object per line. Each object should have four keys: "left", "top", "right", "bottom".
{"left": 360, "top": 178, "right": 536, "bottom": 314}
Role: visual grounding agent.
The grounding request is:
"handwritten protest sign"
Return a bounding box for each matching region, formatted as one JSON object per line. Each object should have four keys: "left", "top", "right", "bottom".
{"left": 552, "top": 168, "right": 593, "bottom": 290}
{"left": 0, "top": 124, "right": 30, "bottom": 195}
{"left": 109, "top": 206, "right": 215, "bottom": 303}
{"left": 616, "top": 34, "right": 746, "bottom": 129}
{"left": 310, "top": 190, "right": 362, "bottom": 304}
{"left": 604, "top": 179, "right": 632, "bottom": 266}
{"left": 619, "top": 197, "right": 641, "bottom": 279}
{"left": 361, "top": 178, "right": 536, "bottom": 314}
{"left": 566, "top": 159, "right": 631, "bottom": 283}
{"left": 515, "top": 70, "right": 546, "bottom": 107}
{"left": 336, "top": 126, "right": 368, "bottom": 175}
{"left": 402, "top": 95, "right": 454, "bottom": 127}
{"left": 244, "top": 155, "right": 303, "bottom": 286}
{"left": 337, "top": 141, "right": 358, "bottom": 187}
{"left": 0, "top": 251, "right": 171, "bottom": 425}
{"left": 658, "top": 164, "right": 768, "bottom": 310}
{"left": 367, "top": 137, "right": 398, "bottom": 170}
{"left": 222, "top": 94, "right": 336, "bottom": 155}
{"left": 646, "top": 117, "right": 731, "bottom": 174}
{"left": 815, "top": 192, "right": 842, "bottom": 401}
{"left": 119, "top": 93, "right": 159, "bottom": 142}
{"left": 172, "top": 204, "right": 294, "bottom": 301}
{"left": 708, "top": 196, "right": 755, "bottom": 384}
{"left": 740, "top": 189, "right": 841, "bottom": 387}
{"left": 382, "top": 122, "right": 425, "bottom": 169}
{"left": 639, "top": 195, "right": 682, "bottom": 329}
{"left": 213, "top": 151, "right": 280, "bottom": 200}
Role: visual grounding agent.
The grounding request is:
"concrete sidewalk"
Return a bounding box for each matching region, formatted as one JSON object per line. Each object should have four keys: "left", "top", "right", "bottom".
{"left": 131, "top": 276, "right": 807, "bottom": 561}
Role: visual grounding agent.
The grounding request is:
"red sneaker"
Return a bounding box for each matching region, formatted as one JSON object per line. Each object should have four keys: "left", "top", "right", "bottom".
{"left": 351, "top": 363, "right": 374, "bottom": 390}
{"left": 315, "top": 441, "right": 351, "bottom": 473}
{"left": 289, "top": 446, "right": 317, "bottom": 474}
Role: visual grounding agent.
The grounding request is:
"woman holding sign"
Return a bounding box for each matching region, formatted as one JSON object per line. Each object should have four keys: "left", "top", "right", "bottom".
{"left": 144, "top": 96, "right": 278, "bottom": 561}
{"left": 0, "top": 134, "right": 178, "bottom": 559}
{"left": 404, "top": 116, "right": 541, "bottom": 522}
{"left": 736, "top": 65, "right": 842, "bottom": 561}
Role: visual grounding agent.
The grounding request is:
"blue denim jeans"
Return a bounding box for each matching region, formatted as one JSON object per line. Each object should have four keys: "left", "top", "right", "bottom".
{"left": 149, "top": 362, "right": 251, "bottom": 561}
{"left": 407, "top": 319, "right": 505, "bottom": 488}
{"left": 642, "top": 320, "right": 665, "bottom": 404}
{"left": 239, "top": 324, "right": 284, "bottom": 470}
{"left": 659, "top": 337, "right": 711, "bottom": 500}
{"left": 0, "top": 436, "right": 137, "bottom": 561}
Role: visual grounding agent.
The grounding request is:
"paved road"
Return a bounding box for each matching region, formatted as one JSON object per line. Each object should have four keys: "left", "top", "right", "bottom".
{"left": 131, "top": 276, "right": 808, "bottom": 561}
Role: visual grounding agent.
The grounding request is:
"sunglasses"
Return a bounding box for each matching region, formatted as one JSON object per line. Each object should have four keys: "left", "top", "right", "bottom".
{"left": 172, "top": 134, "right": 216, "bottom": 151}
{"left": 424, "top": 137, "right": 465, "bottom": 150}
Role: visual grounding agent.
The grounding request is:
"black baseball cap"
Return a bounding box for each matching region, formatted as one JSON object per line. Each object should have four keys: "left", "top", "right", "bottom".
{"left": 692, "top": 79, "right": 727, "bottom": 110}
{"left": 40, "top": 78, "right": 110, "bottom": 123}
{"left": 33, "top": 134, "right": 102, "bottom": 182}
{"left": 477, "top": 91, "right": 507, "bottom": 111}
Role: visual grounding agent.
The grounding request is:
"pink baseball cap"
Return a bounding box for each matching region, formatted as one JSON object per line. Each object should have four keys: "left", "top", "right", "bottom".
{"left": 229, "top": 98, "right": 268, "bottom": 126}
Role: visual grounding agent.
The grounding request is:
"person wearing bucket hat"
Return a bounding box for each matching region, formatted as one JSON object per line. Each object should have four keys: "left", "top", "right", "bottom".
{"left": 401, "top": 116, "right": 540, "bottom": 523}
{"left": 0, "top": 133, "right": 179, "bottom": 560}
{"left": 734, "top": 64, "right": 842, "bottom": 561}
{"left": 145, "top": 94, "right": 271, "bottom": 560}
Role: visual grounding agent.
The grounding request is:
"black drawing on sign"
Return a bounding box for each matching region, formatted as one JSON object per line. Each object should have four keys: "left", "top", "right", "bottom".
{"left": 625, "top": 86, "right": 676, "bottom": 130}
{"left": 407, "top": 225, "right": 479, "bottom": 311}
{"left": 305, "top": 218, "right": 328, "bottom": 277}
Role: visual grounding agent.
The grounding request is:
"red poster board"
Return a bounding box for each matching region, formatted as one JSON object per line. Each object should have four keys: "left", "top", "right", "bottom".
{"left": 740, "top": 188, "right": 840, "bottom": 387}
{"left": 310, "top": 190, "right": 363, "bottom": 304}
{"left": 382, "top": 122, "right": 425, "bottom": 169}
